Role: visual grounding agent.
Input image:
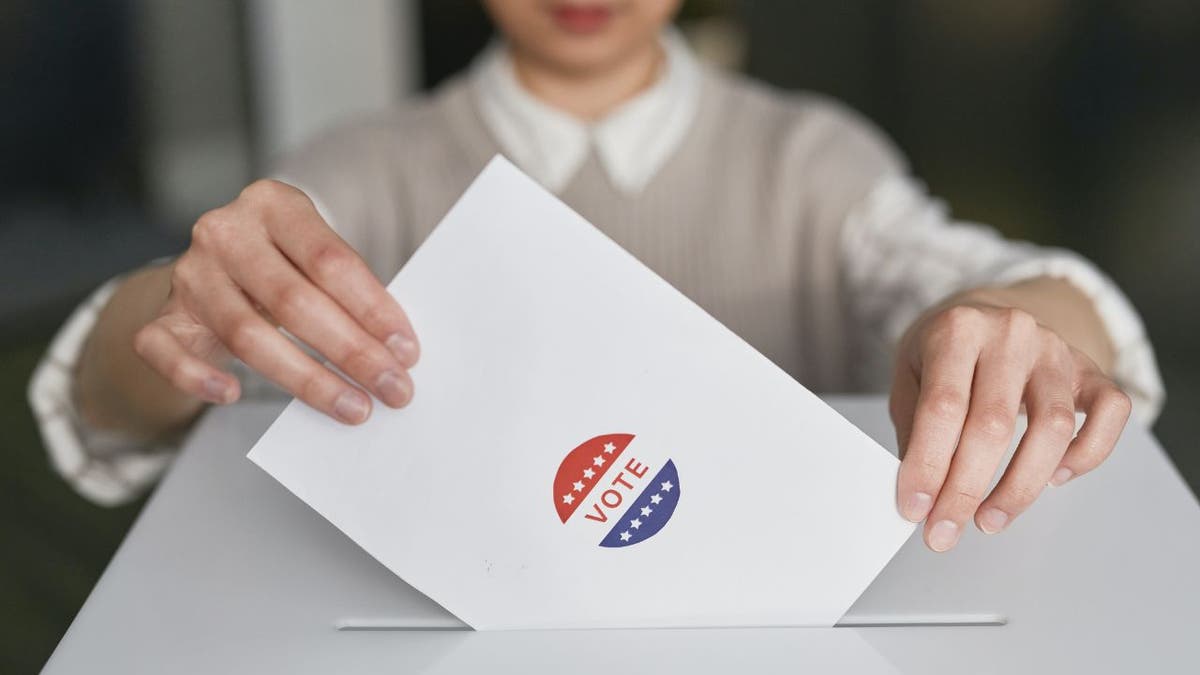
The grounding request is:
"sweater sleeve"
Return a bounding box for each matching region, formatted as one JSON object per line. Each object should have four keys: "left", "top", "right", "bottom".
{"left": 821, "top": 114, "right": 1166, "bottom": 422}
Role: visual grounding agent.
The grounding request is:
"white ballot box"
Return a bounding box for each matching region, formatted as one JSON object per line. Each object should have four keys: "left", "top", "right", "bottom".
{"left": 248, "top": 156, "right": 914, "bottom": 630}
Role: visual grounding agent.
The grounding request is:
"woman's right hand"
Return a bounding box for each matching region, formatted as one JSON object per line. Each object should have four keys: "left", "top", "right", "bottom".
{"left": 133, "top": 179, "right": 419, "bottom": 424}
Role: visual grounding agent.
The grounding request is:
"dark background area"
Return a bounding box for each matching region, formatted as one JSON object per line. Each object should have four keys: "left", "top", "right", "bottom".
{"left": 2, "top": 1, "right": 1198, "bottom": 672}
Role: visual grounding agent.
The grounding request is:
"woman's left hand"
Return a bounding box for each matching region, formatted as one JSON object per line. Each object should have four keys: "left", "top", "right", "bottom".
{"left": 890, "top": 295, "right": 1132, "bottom": 552}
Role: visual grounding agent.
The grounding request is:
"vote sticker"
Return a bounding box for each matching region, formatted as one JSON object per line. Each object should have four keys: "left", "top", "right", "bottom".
{"left": 552, "top": 433, "right": 681, "bottom": 548}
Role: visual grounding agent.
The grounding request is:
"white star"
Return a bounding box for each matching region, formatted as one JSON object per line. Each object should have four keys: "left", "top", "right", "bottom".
{"left": 603, "top": 442, "right": 617, "bottom": 454}
{"left": 593, "top": 455, "right": 605, "bottom": 467}
{"left": 562, "top": 494, "right": 574, "bottom": 505}
{"left": 630, "top": 518, "right": 642, "bottom": 529}
{"left": 582, "top": 468, "right": 595, "bottom": 480}
{"left": 619, "top": 531, "right": 632, "bottom": 542}
{"left": 572, "top": 481, "right": 584, "bottom": 492}
{"left": 660, "top": 480, "right": 674, "bottom": 492}
{"left": 650, "top": 494, "right": 663, "bottom": 505}
{"left": 640, "top": 506, "right": 652, "bottom": 517}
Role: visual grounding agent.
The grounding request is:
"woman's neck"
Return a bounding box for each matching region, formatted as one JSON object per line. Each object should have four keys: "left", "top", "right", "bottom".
{"left": 509, "top": 40, "right": 664, "bottom": 121}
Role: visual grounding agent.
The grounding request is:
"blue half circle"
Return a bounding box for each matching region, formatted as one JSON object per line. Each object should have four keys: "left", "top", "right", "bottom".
{"left": 599, "top": 460, "right": 680, "bottom": 548}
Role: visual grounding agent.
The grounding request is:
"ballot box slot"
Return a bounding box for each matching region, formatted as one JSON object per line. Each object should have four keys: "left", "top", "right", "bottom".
{"left": 836, "top": 613, "right": 1006, "bottom": 627}
{"left": 335, "top": 613, "right": 1007, "bottom": 631}
{"left": 336, "top": 618, "right": 468, "bottom": 632}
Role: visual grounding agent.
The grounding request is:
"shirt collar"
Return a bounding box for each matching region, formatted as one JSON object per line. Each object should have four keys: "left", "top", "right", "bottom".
{"left": 470, "top": 29, "right": 701, "bottom": 195}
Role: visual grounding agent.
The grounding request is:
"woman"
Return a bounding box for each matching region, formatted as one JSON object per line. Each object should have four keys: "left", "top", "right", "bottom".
{"left": 30, "top": 0, "right": 1163, "bottom": 554}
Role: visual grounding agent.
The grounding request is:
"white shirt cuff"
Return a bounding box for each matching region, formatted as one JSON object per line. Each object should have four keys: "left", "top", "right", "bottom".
{"left": 27, "top": 277, "right": 177, "bottom": 506}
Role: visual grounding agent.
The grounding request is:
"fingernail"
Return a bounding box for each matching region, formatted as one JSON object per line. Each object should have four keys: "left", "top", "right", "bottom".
{"left": 1048, "top": 466, "right": 1074, "bottom": 487}
{"left": 375, "top": 370, "right": 412, "bottom": 408}
{"left": 333, "top": 390, "right": 370, "bottom": 424}
{"left": 978, "top": 507, "right": 1009, "bottom": 534}
{"left": 902, "top": 492, "right": 934, "bottom": 522}
{"left": 386, "top": 333, "right": 419, "bottom": 366}
{"left": 928, "top": 520, "right": 961, "bottom": 552}
{"left": 203, "top": 376, "right": 231, "bottom": 403}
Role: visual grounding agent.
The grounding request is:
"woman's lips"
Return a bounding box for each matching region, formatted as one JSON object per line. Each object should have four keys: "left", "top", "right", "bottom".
{"left": 550, "top": 4, "right": 614, "bottom": 35}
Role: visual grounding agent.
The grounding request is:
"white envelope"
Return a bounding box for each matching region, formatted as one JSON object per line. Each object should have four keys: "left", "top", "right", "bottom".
{"left": 248, "top": 156, "right": 914, "bottom": 630}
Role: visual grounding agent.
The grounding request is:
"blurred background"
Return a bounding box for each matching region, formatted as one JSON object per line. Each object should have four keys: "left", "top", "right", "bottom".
{"left": 1, "top": 0, "right": 1197, "bottom": 671}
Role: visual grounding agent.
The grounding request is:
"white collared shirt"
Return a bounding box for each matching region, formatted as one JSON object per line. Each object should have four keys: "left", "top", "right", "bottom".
{"left": 471, "top": 30, "right": 700, "bottom": 195}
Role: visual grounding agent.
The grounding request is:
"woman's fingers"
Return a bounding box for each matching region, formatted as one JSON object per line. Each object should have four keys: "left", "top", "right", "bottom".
{"left": 922, "top": 310, "right": 1037, "bottom": 552}
{"left": 1051, "top": 364, "right": 1132, "bottom": 486}
{"left": 133, "top": 318, "right": 241, "bottom": 405}
{"left": 894, "top": 300, "right": 1133, "bottom": 552}
{"left": 896, "top": 307, "right": 984, "bottom": 524}
{"left": 219, "top": 243, "right": 413, "bottom": 410}
{"left": 184, "top": 265, "right": 375, "bottom": 425}
{"left": 974, "top": 341, "right": 1076, "bottom": 534}
{"left": 142, "top": 183, "right": 424, "bottom": 426}
{"left": 255, "top": 182, "right": 420, "bottom": 367}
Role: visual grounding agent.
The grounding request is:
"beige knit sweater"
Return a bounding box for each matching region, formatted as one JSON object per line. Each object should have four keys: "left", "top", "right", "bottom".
{"left": 276, "top": 68, "right": 904, "bottom": 393}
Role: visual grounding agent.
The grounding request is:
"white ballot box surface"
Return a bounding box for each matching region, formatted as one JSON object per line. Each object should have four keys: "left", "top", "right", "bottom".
{"left": 248, "top": 156, "right": 914, "bottom": 630}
